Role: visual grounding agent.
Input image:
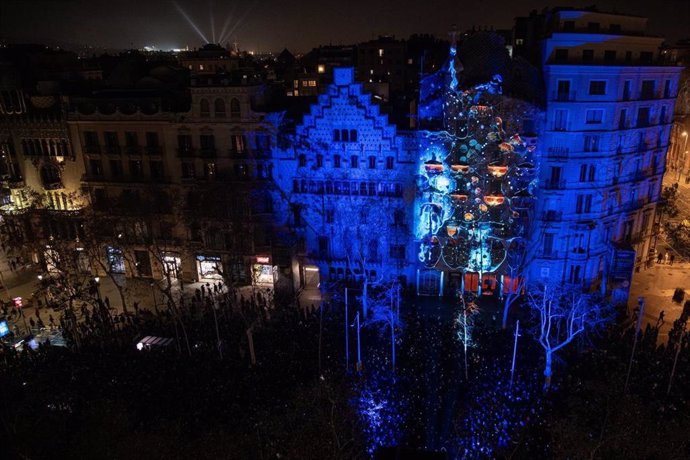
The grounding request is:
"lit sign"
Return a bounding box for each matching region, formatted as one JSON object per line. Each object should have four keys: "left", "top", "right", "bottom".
{"left": 256, "top": 256, "right": 270, "bottom": 264}
{"left": 0, "top": 321, "right": 8, "bottom": 337}
{"left": 13, "top": 297, "right": 23, "bottom": 309}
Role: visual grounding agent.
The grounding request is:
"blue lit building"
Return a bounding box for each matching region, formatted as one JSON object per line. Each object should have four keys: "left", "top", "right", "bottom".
{"left": 520, "top": 8, "right": 683, "bottom": 298}
{"left": 270, "top": 68, "right": 418, "bottom": 292}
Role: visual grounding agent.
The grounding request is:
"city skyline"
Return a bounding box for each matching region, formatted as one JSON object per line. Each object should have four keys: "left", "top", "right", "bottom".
{"left": 2, "top": 0, "right": 688, "bottom": 53}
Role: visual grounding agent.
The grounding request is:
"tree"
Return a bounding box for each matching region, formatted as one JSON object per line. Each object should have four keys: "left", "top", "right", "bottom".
{"left": 455, "top": 293, "right": 479, "bottom": 380}
{"left": 365, "top": 281, "right": 402, "bottom": 370}
{"left": 526, "top": 282, "right": 612, "bottom": 389}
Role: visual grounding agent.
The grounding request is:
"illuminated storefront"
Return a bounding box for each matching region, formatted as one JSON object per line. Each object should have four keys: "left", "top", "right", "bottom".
{"left": 252, "top": 256, "right": 275, "bottom": 285}
{"left": 196, "top": 254, "right": 222, "bottom": 280}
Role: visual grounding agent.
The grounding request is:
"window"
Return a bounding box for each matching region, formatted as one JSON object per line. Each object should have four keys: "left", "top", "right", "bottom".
{"left": 554, "top": 109, "right": 568, "bottom": 130}
{"left": 200, "top": 134, "right": 215, "bottom": 152}
{"left": 334, "top": 154, "right": 341, "bottom": 168}
{"left": 214, "top": 98, "right": 226, "bottom": 118}
{"left": 664, "top": 79, "right": 672, "bottom": 98}
{"left": 582, "top": 49, "right": 594, "bottom": 63}
{"left": 316, "top": 154, "right": 323, "bottom": 168}
{"left": 585, "top": 109, "right": 604, "bottom": 124}
{"left": 325, "top": 209, "right": 334, "bottom": 224}
{"left": 350, "top": 130, "right": 357, "bottom": 142}
{"left": 230, "top": 134, "right": 246, "bottom": 153}
{"left": 351, "top": 155, "right": 359, "bottom": 168}
{"left": 134, "top": 251, "right": 152, "bottom": 277}
{"left": 660, "top": 106, "right": 668, "bottom": 124}
{"left": 556, "top": 80, "right": 570, "bottom": 100}
{"left": 200, "top": 98, "right": 210, "bottom": 117}
{"left": 181, "top": 162, "right": 195, "bottom": 179}
{"left": 619, "top": 109, "right": 628, "bottom": 129}
{"left": 604, "top": 50, "right": 616, "bottom": 62}
{"left": 104, "top": 132, "right": 119, "bottom": 154}
{"left": 150, "top": 160, "right": 163, "bottom": 180}
{"left": 637, "top": 107, "right": 650, "bottom": 128}
{"left": 129, "top": 160, "right": 142, "bottom": 178}
{"left": 89, "top": 159, "right": 102, "bottom": 176}
{"left": 569, "top": 265, "right": 582, "bottom": 284}
{"left": 298, "top": 154, "right": 306, "bottom": 167}
{"left": 625, "top": 51, "right": 632, "bottom": 62}
{"left": 333, "top": 129, "right": 340, "bottom": 142}
{"left": 109, "top": 159, "right": 122, "bottom": 178}
{"left": 575, "top": 194, "right": 592, "bottom": 214}
{"left": 178, "top": 134, "right": 192, "bottom": 154}
{"left": 589, "top": 80, "right": 606, "bottom": 95}
{"left": 640, "top": 80, "right": 656, "bottom": 99}
{"left": 584, "top": 135, "right": 599, "bottom": 152}
{"left": 368, "top": 156, "right": 376, "bottom": 169}
{"left": 563, "top": 20, "right": 575, "bottom": 31}
{"left": 341, "top": 129, "right": 349, "bottom": 142}
{"left": 84, "top": 131, "right": 99, "bottom": 152}
{"left": 623, "top": 80, "right": 632, "bottom": 100}
{"left": 587, "top": 22, "right": 600, "bottom": 32}
{"left": 145, "top": 132, "right": 159, "bottom": 152}
{"left": 579, "top": 164, "right": 595, "bottom": 182}
{"left": 386, "top": 156, "right": 394, "bottom": 169}
{"left": 230, "top": 98, "right": 240, "bottom": 118}
{"left": 125, "top": 131, "right": 137, "bottom": 148}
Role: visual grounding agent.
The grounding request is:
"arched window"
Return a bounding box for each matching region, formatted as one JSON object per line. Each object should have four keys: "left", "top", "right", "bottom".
{"left": 230, "top": 98, "right": 241, "bottom": 119}
{"left": 214, "top": 98, "right": 226, "bottom": 118}
{"left": 200, "top": 98, "right": 210, "bottom": 117}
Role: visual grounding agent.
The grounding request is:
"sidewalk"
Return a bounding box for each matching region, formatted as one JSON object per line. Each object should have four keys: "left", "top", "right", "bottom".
{"left": 629, "top": 259, "right": 690, "bottom": 342}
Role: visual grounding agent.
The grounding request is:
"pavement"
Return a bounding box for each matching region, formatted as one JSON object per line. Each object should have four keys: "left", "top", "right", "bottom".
{"left": 629, "top": 260, "right": 690, "bottom": 342}
{"left": 626, "top": 168, "right": 690, "bottom": 343}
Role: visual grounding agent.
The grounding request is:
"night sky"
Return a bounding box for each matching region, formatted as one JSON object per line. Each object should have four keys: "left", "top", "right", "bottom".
{"left": 1, "top": 0, "right": 688, "bottom": 53}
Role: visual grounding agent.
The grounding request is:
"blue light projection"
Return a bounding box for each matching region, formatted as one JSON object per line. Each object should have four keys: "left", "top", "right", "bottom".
{"left": 355, "top": 371, "right": 405, "bottom": 456}
{"left": 415, "top": 46, "right": 537, "bottom": 279}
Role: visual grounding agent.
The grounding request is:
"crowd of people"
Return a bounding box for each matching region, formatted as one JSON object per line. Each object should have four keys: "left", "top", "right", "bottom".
{"left": 2, "top": 281, "right": 690, "bottom": 459}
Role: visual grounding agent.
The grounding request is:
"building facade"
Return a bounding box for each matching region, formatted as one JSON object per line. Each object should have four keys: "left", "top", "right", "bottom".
{"left": 529, "top": 9, "right": 682, "bottom": 298}
{"left": 271, "top": 68, "right": 418, "bottom": 293}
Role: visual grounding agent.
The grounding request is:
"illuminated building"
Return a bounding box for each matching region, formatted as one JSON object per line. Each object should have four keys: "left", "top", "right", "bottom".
{"left": 523, "top": 8, "right": 683, "bottom": 297}
{"left": 271, "top": 67, "right": 417, "bottom": 292}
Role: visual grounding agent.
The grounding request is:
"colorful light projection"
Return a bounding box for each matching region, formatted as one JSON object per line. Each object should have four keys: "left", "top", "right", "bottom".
{"left": 415, "top": 47, "right": 537, "bottom": 276}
